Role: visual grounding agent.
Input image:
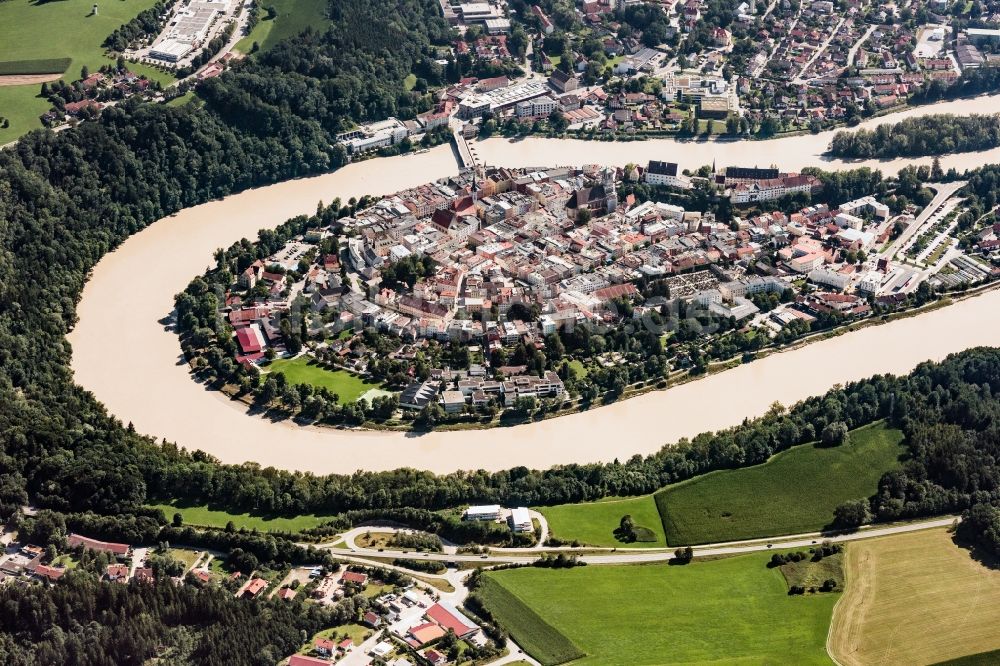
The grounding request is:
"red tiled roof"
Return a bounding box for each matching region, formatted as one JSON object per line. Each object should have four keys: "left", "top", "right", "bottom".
{"left": 67, "top": 533, "right": 130, "bottom": 556}
{"left": 409, "top": 622, "right": 446, "bottom": 645}
{"left": 243, "top": 577, "right": 268, "bottom": 596}
{"left": 342, "top": 571, "right": 368, "bottom": 585}
{"left": 314, "top": 637, "right": 335, "bottom": 651}
{"left": 235, "top": 327, "right": 262, "bottom": 354}
{"left": 288, "top": 656, "right": 330, "bottom": 666}
{"left": 426, "top": 603, "right": 476, "bottom": 637}
{"left": 34, "top": 564, "right": 66, "bottom": 581}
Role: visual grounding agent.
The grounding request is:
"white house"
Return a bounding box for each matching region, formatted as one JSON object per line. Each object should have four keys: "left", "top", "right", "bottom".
{"left": 508, "top": 507, "right": 532, "bottom": 532}
{"left": 464, "top": 505, "right": 502, "bottom": 521}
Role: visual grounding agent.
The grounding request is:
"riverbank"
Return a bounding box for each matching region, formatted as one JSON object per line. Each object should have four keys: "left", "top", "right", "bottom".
{"left": 474, "top": 92, "right": 1000, "bottom": 174}
{"left": 67, "top": 93, "right": 1000, "bottom": 474}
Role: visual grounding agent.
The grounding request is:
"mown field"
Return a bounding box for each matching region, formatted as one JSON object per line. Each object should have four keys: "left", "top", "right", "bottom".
{"left": 537, "top": 495, "right": 665, "bottom": 548}
{"left": 829, "top": 528, "right": 1000, "bottom": 666}
{"left": 475, "top": 576, "right": 585, "bottom": 666}
{"left": 147, "top": 500, "right": 336, "bottom": 532}
{"left": 0, "top": 0, "right": 170, "bottom": 143}
{"left": 482, "top": 554, "right": 838, "bottom": 666}
{"left": 266, "top": 356, "right": 386, "bottom": 403}
{"left": 0, "top": 58, "right": 71, "bottom": 76}
{"left": 234, "top": 0, "right": 330, "bottom": 53}
{"left": 655, "top": 422, "right": 905, "bottom": 545}
{"left": 935, "top": 650, "right": 1000, "bottom": 666}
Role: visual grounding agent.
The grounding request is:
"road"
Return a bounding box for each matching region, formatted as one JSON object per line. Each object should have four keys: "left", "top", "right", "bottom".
{"left": 884, "top": 181, "right": 966, "bottom": 260}
{"left": 847, "top": 24, "right": 878, "bottom": 67}
{"left": 323, "top": 516, "right": 957, "bottom": 566}
{"left": 337, "top": 508, "right": 550, "bottom": 555}
{"left": 793, "top": 17, "right": 847, "bottom": 84}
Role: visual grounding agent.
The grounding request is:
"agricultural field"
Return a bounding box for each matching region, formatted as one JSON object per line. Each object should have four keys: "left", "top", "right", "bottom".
{"left": 474, "top": 576, "right": 585, "bottom": 666}
{"left": 829, "top": 528, "right": 1000, "bottom": 666}
{"left": 537, "top": 495, "right": 665, "bottom": 548}
{"left": 234, "top": 0, "right": 330, "bottom": 54}
{"left": 935, "top": 650, "right": 1000, "bottom": 665}
{"left": 147, "top": 500, "right": 336, "bottom": 532}
{"left": 655, "top": 422, "right": 905, "bottom": 545}
{"left": 481, "top": 553, "right": 838, "bottom": 665}
{"left": 0, "top": 0, "right": 169, "bottom": 143}
{"left": 266, "top": 356, "right": 386, "bottom": 404}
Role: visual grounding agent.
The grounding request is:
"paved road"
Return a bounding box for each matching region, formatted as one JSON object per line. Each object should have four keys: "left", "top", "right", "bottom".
{"left": 847, "top": 24, "right": 878, "bottom": 67}
{"left": 793, "top": 17, "right": 847, "bottom": 84}
{"left": 884, "top": 181, "right": 966, "bottom": 260}
{"left": 324, "top": 516, "right": 957, "bottom": 566}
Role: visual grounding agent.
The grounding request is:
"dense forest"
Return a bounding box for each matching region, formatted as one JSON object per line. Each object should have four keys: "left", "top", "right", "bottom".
{"left": 199, "top": 0, "right": 453, "bottom": 134}
{"left": 0, "top": 562, "right": 366, "bottom": 665}
{"left": 828, "top": 114, "right": 1000, "bottom": 159}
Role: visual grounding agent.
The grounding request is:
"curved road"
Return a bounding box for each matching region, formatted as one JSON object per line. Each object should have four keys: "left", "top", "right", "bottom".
{"left": 67, "top": 94, "right": 1000, "bottom": 474}
{"left": 329, "top": 516, "right": 956, "bottom": 565}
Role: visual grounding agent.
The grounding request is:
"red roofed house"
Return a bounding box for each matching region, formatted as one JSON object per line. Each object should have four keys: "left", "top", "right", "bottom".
{"left": 32, "top": 564, "right": 66, "bottom": 583}
{"left": 408, "top": 621, "right": 446, "bottom": 646}
{"left": 106, "top": 563, "right": 129, "bottom": 582}
{"left": 134, "top": 567, "right": 155, "bottom": 584}
{"left": 341, "top": 571, "right": 368, "bottom": 586}
{"left": 235, "top": 326, "right": 263, "bottom": 354}
{"left": 242, "top": 577, "right": 268, "bottom": 598}
{"left": 277, "top": 586, "right": 296, "bottom": 600}
{"left": 424, "top": 649, "right": 447, "bottom": 665}
{"left": 425, "top": 603, "right": 477, "bottom": 638}
{"left": 314, "top": 637, "right": 335, "bottom": 656}
{"left": 67, "top": 533, "right": 131, "bottom": 559}
{"left": 363, "top": 610, "right": 382, "bottom": 628}
{"left": 337, "top": 638, "right": 352, "bottom": 652}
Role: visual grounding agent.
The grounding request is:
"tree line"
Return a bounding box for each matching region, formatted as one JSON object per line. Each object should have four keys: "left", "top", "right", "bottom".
{"left": 829, "top": 114, "right": 1000, "bottom": 159}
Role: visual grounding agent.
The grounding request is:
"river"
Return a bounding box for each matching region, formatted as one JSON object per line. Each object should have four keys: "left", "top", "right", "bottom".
{"left": 474, "top": 94, "right": 1000, "bottom": 174}
{"left": 67, "top": 95, "right": 1000, "bottom": 474}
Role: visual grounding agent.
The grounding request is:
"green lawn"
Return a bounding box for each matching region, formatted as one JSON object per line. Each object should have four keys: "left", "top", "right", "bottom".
{"left": 267, "top": 356, "right": 385, "bottom": 403}
{"left": 148, "top": 500, "right": 337, "bottom": 533}
{"left": 537, "top": 495, "right": 665, "bottom": 548}
{"left": 655, "top": 422, "right": 905, "bottom": 545}
{"left": 168, "top": 547, "right": 202, "bottom": 570}
{"left": 165, "top": 91, "right": 197, "bottom": 107}
{"left": 0, "top": 0, "right": 168, "bottom": 143}
{"left": 566, "top": 358, "right": 588, "bottom": 379}
{"left": 300, "top": 624, "right": 372, "bottom": 655}
{"left": 234, "top": 0, "right": 330, "bottom": 54}
{"left": 481, "top": 554, "right": 838, "bottom": 665}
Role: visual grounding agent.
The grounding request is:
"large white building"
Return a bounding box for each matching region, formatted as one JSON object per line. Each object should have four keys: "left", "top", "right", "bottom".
{"left": 838, "top": 195, "right": 890, "bottom": 221}
{"left": 729, "top": 174, "right": 820, "bottom": 203}
{"left": 508, "top": 507, "right": 532, "bottom": 532}
{"left": 338, "top": 118, "right": 409, "bottom": 154}
{"left": 643, "top": 161, "right": 693, "bottom": 189}
{"left": 458, "top": 80, "right": 550, "bottom": 118}
{"left": 464, "top": 505, "right": 502, "bottom": 521}
{"left": 515, "top": 95, "right": 557, "bottom": 118}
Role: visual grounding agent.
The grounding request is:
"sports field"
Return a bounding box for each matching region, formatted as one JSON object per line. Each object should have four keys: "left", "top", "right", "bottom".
{"left": 829, "top": 528, "right": 1000, "bottom": 666}
{"left": 0, "top": 0, "right": 171, "bottom": 143}
{"left": 234, "top": 0, "right": 329, "bottom": 53}
{"left": 537, "top": 495, "right": 665, "bottom": 547}
{"left": 482, "top": 554, "right": 838, "bottom": 665}
{"left": 147, "top": 500, "right": 337, "bottom": 532}
{"left": 267, "top": 356, "right": 385, "bottom": 403}
{"left": 655, "top": 422, "right": 905, "bottom": 545}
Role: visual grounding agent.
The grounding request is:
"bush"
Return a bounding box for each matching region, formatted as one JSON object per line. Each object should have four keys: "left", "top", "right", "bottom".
{"left": 821, "top": 421, "right": 849, "bottom": 447}
{"left": 833, "top": 499, "right": 873, "bottom": 528}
